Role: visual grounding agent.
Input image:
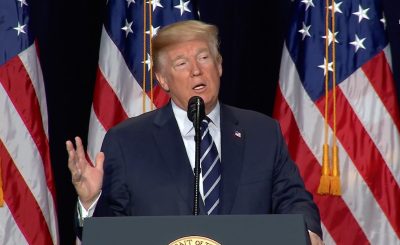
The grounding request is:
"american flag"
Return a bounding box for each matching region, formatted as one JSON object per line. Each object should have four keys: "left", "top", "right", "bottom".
{"left": 75, "top": 0, "right": 199, "bottom": 241}
{"left": 80, "top": 0, "right": 197, "bottom": 243}
{"left": 86, "top": 0, "right": 198, "bottom": 166}
{"left": 234, "top": 131, "right": 241, "bottom": 138}
{"left": 0, "top": 0, "right": 59, "bottom": 244}
{"left": 274, "top": 0, "right": 400, "bottom": 244}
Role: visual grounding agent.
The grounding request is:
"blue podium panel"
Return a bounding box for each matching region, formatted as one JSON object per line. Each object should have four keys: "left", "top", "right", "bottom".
{"left": 82, "top": 214, "right": 311, "bottom": 245}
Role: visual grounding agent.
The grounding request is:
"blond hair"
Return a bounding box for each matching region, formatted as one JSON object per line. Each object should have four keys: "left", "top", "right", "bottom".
{"left": 152, "top": 20, "right": 221, "bottom": 73}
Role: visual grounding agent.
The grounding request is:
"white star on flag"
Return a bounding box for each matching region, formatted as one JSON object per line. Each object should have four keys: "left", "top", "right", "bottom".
{"left": 146, "top": 25, "right": 160, "bottom": 37}
{"left": 17, "top": 0, "right": 28, "bottom": 8}
{"left": 142, "top": 53, "right": 152, "bottom": 71}
{"left": 121, "top": 19, "right": 134, "bottom": 37}
{"left": 301, "top": 0, "right": 315, "bottom": 10}
{"left": 328, "top": 1, "right": 342, "bottom": 14}
{"left": 298, "top": 22, "right": 311, "bottom": 40}
{"left": 174, "top": 0, "right": 191, "bottom": 16}
{"left": 353, "top": 5, "right": 370, "bottom": 23}
{"left": 126, "top": 0, "right": 135, "bottom": 7}
{"left": 350, "top": 34, "right": 366, "bottom": 52}
{"left": 13, "top": 22, "right": 26, "bottom": 36}
{"left": 380, "top": 13, "right": 387, "bottom": 30}
{"left": 322, "top": 29, "right": 339, "bottom": 46}
{"left": 318, "top": 58, "right": 333, "bottom": 75}
{"left": 147, "top": 0, "right": 163, "bottom": 11}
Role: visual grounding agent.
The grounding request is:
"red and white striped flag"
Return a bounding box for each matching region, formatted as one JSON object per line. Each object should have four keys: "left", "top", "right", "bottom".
{"left": 0, "top": 0, "right": 59, "bottom": 244}
{"left": 77, "top": 1, "right": 197, "bottom": 244}
{"left": 274, "top": 0, "right": 400, "bottom": 244}
{"left": 86, "top": 0, "right": 198, "bottom": 164}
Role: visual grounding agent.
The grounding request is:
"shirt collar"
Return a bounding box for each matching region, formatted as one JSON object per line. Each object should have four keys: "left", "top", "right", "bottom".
{"left": 171, "top": 99, "right": 220, "bottom": 136}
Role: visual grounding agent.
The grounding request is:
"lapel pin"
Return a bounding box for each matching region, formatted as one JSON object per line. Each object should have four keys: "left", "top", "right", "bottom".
{"left": 234, "top": 131, "right": 241, "bottom": 138}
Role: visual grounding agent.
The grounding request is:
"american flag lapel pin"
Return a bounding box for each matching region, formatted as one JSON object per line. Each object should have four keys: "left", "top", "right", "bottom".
{"left": 234, "top": 131, "right": 241, "bottom": 138}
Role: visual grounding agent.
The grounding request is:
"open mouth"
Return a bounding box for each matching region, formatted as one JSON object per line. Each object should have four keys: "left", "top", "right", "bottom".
{"left": 193, "top": 84, "right": 205, "bottom": 90}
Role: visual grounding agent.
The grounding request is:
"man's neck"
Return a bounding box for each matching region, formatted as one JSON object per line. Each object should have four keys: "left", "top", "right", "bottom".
{"left": 171, "top": 99, "right": 221, "bottom": 136}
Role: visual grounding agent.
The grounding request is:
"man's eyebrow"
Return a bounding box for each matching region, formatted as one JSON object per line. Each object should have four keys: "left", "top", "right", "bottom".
{"left": 170, "top": 48, "right": 210, "bottom": 63}
{"left": 196, "top": 48, "right": 209, "bottom": 55}
{"left": 171, "top": 54, "right": 186, "bottom": 63}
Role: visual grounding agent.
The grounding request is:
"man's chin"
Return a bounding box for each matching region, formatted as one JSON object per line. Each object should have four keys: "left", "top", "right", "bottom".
{"left": 204, "top": 100, "right": 218, "bottom": 114}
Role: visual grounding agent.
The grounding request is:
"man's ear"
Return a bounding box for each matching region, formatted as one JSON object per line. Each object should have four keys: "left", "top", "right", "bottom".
{"left": 155, "top": 72, "right": 170, "bottom": 92}
{"left": 217, "top": 54, "right": 223, "bottom": 77}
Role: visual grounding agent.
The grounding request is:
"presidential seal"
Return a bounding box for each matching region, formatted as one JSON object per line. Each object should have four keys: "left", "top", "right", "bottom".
{"left": 169, "top": 236, "right": 221, "bottom": 245}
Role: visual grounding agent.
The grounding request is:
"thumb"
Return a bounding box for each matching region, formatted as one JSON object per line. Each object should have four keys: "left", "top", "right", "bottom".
{"left": 95, "top": 152, "right": 105, "bottom": 170}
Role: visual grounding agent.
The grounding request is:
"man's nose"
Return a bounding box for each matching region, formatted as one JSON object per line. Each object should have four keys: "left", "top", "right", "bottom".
{"left": 190, "top": 62, "right": 202, "bottom": 77}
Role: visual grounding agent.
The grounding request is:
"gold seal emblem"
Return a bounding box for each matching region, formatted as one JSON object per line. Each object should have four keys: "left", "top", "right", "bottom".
{"left": 169, "top": 236, "right": 221, "bottom": 245}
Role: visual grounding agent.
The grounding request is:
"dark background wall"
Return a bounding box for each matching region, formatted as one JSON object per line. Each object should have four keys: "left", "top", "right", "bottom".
{"left": 28, "top": 0, "right": 400, "bottom": 244}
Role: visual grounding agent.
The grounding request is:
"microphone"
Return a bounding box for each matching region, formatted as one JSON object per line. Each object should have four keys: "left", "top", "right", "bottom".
{"left": 187, "top": 96, "right": 205, "bottom": 215}
{"left": 187, "top": 96, "right": 205, "bottom": 127}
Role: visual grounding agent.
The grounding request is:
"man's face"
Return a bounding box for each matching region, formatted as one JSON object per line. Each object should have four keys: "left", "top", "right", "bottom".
{"left": 155, "top": 39, "right": 222, "bottom": 114}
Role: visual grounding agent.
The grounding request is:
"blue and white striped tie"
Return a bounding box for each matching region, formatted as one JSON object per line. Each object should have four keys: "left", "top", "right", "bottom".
{"left": 200, "top": 116, "right": 221, "bottom": 215}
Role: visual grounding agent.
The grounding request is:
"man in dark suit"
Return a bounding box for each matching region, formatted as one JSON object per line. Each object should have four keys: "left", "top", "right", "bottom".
{"left": 67, "top": 20, "right": 323, "bottom": 244}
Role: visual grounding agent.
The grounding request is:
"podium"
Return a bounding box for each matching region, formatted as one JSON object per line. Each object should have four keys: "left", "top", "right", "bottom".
{"left": 82, "top": 214, "right": 311, "bottom": 245}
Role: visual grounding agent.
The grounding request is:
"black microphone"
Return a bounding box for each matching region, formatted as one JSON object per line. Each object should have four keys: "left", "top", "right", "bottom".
{"left": 187, "top": 96, "right": 205, "bottom": 127}
{"left": 187, "top": 96, "right": 205, "bottom": 215}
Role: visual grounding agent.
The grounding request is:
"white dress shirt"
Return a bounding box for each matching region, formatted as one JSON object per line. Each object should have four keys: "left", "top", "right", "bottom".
{"left": 172, "top": 100, "right": 221, "bottom": 200}
{"left": 78, "top": 100, "right": 221, "bottom": 220}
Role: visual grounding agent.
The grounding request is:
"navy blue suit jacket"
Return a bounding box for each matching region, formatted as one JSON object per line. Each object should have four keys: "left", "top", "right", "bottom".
{"left": 78, "top": 102, "right": 322, "bottom": 239}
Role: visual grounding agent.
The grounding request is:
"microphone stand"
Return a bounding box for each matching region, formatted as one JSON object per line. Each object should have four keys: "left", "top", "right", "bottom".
{"left": 193, "top": 99, "right": 201, "bottom": 215}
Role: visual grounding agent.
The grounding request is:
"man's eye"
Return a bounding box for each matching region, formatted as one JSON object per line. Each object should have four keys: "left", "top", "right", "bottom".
{"left": 201, "top": 56, "right": 209, "bottom": 60}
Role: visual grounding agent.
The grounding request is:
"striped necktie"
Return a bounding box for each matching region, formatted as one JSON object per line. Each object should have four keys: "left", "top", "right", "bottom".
{"left": 200, "top": 116, "right": 221, "bottom": 215}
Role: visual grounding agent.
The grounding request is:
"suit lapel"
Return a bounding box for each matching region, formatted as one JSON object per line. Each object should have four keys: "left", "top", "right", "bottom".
{"left": 219, "top": 104, "right": 245, "bottom": 214}
{"left": 153, "top": 102, "right": 207, "bottom": 215}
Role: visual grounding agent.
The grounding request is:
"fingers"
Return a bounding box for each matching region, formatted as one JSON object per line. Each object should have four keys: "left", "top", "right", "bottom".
{"left": 66, "top": 140, "right": 77, "bottom": 172}
{"left": 75, "top": 137, "right": 86, "bottom": 162}
{"left": 95, "top": 152, "right": 105, "bottom": 171}
{"left": 74, "top": 136, "right": 90, "bottom": 174}
{"left": 67, "top": 140, "right": 82, "bottom": 184}
{"left": 66, "top": 140, "right": 75, "bottom": 152}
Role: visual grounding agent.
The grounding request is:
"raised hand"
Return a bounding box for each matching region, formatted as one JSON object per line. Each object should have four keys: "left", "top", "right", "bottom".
{"left": 67, "top": 137, "right": 105, "bottom": 210}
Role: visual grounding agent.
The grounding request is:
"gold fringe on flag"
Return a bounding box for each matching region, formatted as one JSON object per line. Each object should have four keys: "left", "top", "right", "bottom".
{"left": 143, "top": 1, "right": 147, "bottom": 113}
{"left": 317, "top": 0, "right": 332, "bottom": 195}
{"left": 318, "top": 144, "right": 331, "bottom": 194}
{"left": 143, "top": 1, "right": 155, "bottom": 113}
{"left": 330, "top": 146, "right": 341, "bottom": 195}
{"left": 330, "top": 1, "right": 341, "bottom": 196}
{"left": 317, "top": 0, "right": 341, "bottom": 196}
{"left": 149, "top": 0, "right": 154, "bottom": 111}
